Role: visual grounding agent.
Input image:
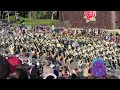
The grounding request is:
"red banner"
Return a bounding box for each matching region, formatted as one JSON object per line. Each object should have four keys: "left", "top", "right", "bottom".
{"left": 84, "top": 11, "right": 96, "bottom": 23}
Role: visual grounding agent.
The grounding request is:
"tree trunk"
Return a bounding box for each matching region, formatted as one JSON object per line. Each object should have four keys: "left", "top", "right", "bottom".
{"left": 15, "top": 11, "right": 17, "bottom": 20}
{"left": 1, "top": 11, "right": 3, "bottom": 19}
{"left": 51, "top": 13, "right": 54, "bottom": 20}
{"left": 0, "top": 12, "right": 1, "bottom": 19}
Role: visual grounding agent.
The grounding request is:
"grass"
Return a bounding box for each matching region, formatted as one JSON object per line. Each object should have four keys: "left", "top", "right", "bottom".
{"left": 6, "top": 16, "right": 59, "bottom": 26}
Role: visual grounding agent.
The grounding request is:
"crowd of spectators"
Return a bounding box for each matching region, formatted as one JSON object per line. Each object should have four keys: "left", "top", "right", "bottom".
{"left": 0, "top": 24, "right": 119, "bottom": 79}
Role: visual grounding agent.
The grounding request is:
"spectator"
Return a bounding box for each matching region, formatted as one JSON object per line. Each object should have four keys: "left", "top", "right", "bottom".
{"left": 57, "top": 76, "right": 67, "bottom": 79}
{"left": 0, "top": 55, "right": 10, "bottom": 79}
{"left": 46, "top": 75, "right": 55, "bottom": 79}
{"left": 88, "top": 58, "right": 109, "bottom": 79}
{"left": 8, "top": 54, "right": 22, "bottom": 73}
{"left": 31, "top": 64, "right": 40, "bottom": 76}
{"left": 42, "top": 64, "right": 57, "bottom": 79}
{"left": 70, "top": 74, "right": 79, "bottom": 79}
{"left": 30, "top": 73, "right": 41, "bottom": 79}
{"left": 109, "top": 75, "right": 118, "bottom": 79}
{"left": 8, "top": 67, "right": 28, "bottom": 79}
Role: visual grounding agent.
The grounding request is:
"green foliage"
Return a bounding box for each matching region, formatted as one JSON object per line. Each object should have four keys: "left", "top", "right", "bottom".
{"left": 6, "top": 16, "right": 58, "bottom": 26}
{"left": 18, "top": 11, "right": 29, "bottom": 18}
{"left": 29, "top": 11, "right": 58, "bottom": 19}
{"left": 35, "top": 11, "right": 46, "bottom": 19}
{"left": 24, "top": 19, "right": 58, "bottom": 26}
{"left": 2, "top": 11, "right": 58, "bottom": 20}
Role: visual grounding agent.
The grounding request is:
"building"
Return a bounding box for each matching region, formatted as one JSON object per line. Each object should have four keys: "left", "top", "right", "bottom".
{"left": 59, "top": 11, "right": 120, "bottom": 29}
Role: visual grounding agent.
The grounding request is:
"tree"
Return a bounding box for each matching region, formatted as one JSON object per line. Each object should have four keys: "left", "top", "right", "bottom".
{"left": 0, "top": 11, "right": 1, "bottom": 18}
{"left": 3, "top": 11, "right": 11, "bottom": 22}
{"left": 18, "top": 11, "right": 29, "bottom": 18}
{"left": 28, "top": 11, "right": 38, "bottom": 19}
{"left": 45, "top": 11, "right": 57, "bottom": 20}
{"left": 36, "top": 11, "right": 46, "bottom": 19}
{"left": 0, "top": 11, "right": 11, "bottom": 19}
{"left": 15, "top": 11, "right": 20, "bottom": 21}
{"left": 0, "top": 11, "right": 58, "bottom": 20}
